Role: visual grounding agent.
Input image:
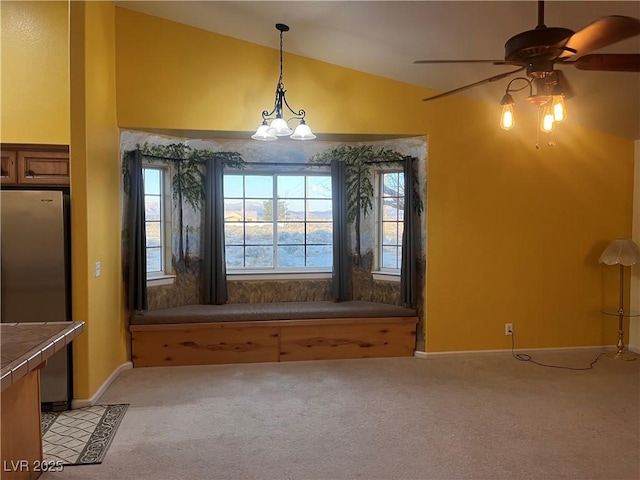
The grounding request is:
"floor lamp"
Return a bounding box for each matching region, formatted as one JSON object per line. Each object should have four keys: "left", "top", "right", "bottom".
{"left": 598, "top": 239, "right": 640, "bottom": 361}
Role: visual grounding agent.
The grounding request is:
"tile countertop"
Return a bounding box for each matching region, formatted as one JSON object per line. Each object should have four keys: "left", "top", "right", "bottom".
{"left": 1, "top": 322, "right": 85, "bottom": 392}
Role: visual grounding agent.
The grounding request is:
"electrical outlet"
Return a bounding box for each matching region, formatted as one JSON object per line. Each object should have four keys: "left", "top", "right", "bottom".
{"left": 505, "top": 323, "right": 513, "bottom": 336}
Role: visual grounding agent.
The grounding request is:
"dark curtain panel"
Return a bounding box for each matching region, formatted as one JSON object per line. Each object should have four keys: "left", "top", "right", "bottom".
{"left": 400, "top": 156, "right": 417, "bottom": 307}
{"left": 127, "top": 150, "right": 148, "bottom": 311}
{"left": 331, "top": 159, "right": 349, "bottom": 301}
{"left": 203, "top": 157, "right": 228, "bottom": 304}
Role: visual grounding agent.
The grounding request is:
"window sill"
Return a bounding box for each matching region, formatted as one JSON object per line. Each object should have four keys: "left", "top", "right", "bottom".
{"left": 147, "top": 274, "right": 176, "bottom": 287}
{"left": 227, "top": 271, "right": 332, "bottom": 281}
{"left": 372, "top": 272, "right": 401, "bottom": 283}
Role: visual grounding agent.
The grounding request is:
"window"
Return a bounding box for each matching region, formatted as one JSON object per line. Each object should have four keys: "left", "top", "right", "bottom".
{"left": 223, "top": 173, "right": 332, "bottom": 273}
{"left": 377, "top": 170, "right": 404, "bottom": 274}
{"left": 143, "top": 166, "right": 172, "bottom": 280}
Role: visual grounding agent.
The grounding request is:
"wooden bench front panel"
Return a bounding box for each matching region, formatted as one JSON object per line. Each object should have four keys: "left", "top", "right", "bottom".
{"left": 131, "top": 326, "right": 279, "bottom": 367}
{"left": 279, "top": 320, "right": 417, "bottom": 361}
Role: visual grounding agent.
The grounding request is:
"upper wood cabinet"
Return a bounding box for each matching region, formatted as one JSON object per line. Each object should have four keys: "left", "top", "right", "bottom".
{"left": 1, "top": 144, "right": 69, "bottom": 186}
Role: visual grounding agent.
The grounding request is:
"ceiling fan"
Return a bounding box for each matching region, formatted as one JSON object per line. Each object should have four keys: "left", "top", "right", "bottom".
{"left": 416, "top": 0, "right": 640, "bottom": 103}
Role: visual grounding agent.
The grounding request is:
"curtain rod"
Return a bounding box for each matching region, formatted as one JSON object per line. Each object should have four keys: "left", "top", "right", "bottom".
{"left": 135, "top": 150, "right": 412, "bottom": 166}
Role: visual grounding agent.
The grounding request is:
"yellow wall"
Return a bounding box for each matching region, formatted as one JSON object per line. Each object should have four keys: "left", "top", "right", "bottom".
{"left": 70, "top": 1, "right": 127, "bottom": 398}
{"left": 115, "top": 8, "right": 634, "bottom": 352}
{"left": 0, "top": 1, "right": 69, "bottom": 144}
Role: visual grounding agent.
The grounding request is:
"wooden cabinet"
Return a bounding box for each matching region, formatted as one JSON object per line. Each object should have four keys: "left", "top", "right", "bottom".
{"left": 1, "top": 144, "right": 69, "bottom": 186}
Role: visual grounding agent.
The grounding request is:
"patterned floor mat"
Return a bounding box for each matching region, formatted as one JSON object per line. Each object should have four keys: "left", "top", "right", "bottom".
{"left": 41, "top": 404, "right": 128, "bottom": 465}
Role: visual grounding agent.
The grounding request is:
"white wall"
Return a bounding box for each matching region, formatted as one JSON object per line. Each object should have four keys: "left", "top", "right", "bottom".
{"left": 629, "top": 140, "right": 640, "bottom": 353}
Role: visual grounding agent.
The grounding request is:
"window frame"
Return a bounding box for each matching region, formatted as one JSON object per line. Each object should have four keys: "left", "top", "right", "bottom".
{"left": 373, "top": 168, "right": 404, "bottom": 281}
{"left": 223, "top": 171, "right": 333, "bottom": 277}
{"left": 142, "top": 164, "right": 175, "bottom": 285}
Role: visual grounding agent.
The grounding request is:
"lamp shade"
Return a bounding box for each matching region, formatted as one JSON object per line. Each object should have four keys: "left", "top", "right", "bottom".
{"left": 598, "top": 239, "right": 640, "bottom": 266}
{"left": 268, "top": 117, "right": 293, "bottom": 136}
{"left": 251, "top": 124, "right": 277, "bottom": 142}
{"left": 290, "top": 122, "right": 316, "bottom": 140}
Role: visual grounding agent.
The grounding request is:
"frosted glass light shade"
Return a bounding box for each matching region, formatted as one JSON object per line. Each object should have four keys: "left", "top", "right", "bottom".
{"left": 599, "top": 239, "right": 640, "bottom": 266}
{"left": 290, "top": 122, "right": 316, "bottom": 140}
{"left": 269, "top": 117, "right": 293, "bottom": 136}
{"left": 251, "top": 124, "right": 277, "bottom": 142}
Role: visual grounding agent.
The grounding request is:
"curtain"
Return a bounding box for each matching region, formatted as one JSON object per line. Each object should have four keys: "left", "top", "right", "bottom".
{"left": 400, "top": 156, "right": 417, "bottom": 307}
{"left": 127, "top": 149, "right": 148, "bottom": 311}
{"left": 331, "top": 158, "right": 349, "bottom": 301}
{"left": 203, "top": 157, "right": 228, "bottom": 304}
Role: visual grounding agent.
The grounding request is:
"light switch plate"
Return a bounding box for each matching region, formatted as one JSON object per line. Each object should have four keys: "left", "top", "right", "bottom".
{"left": 95, "top": 261, "right": 101, "bottom": 278}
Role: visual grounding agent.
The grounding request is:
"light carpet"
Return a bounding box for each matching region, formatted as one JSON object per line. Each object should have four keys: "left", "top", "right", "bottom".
{"left": 41, "top": 404, "right": 129, "bottom": 465}
{"left": 40, "top": 352, "right": 639, "bottom": 480}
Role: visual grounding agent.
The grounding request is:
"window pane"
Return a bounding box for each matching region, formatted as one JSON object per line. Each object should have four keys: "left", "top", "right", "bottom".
{"left": 382, "top": 222, "right": 398, "bottom": 246}
{"left": 278, "top": 176, "right": 305, "bottom": 198}
{"left": 146, "top": 222, "right": 161, "bottom": 247}
{"left": 307, "top": 200, "right": 332, "bottom": 221}
{"left": 224, "top": 223, "right": 244, "bottom": 245}
{"left": 145, "top": 197, "right": 161, "bottom": 221}
{"left": 245, "top": 223, "right": 273, "bottom": 245}
{"left": 277, "top": 222, "right": 305, "bottom": 244}
{"left": 383, "top": 172, "right": 403, "bottom": 197}
{"left": 245, "top": 175, "right": 273, "bottom": 198}
{"left": 225, "top": 246, "right": 244, "bottom": 268}
{"left": 224, "top": 175, "right": 243, "bottom": 198}
{"left": 382, "top": 246, "right": 399, "bottom": 269}
{"left": 224, "top": 200, "right": 243, "bottom": 221}
{"left": 146, "top": 247, "right": 162, "bottom": 272}
{"left": 144, "top": 169, "right": 161, "bottom": 195}
{"left": 277, "top": 246, "right": 305, "bottom": 267}
{"left": 398, "top": 222, "right": 404, "bottom": 244}
{"left": 307, "top": 222, "right": 332, "bottom": 244}
{"left": 251, "top": 199, "right": 272, "bottom": 221}
{"left": 280, "top": 199, "right": 304, "bottom": 221}
{"left": 245, "top": 246, "right": 273, "bottom": 267}
{"left": 307, "top": 176, "right": 332, "bottom": 198}
{"left": 307, "top": 245, "right": 332, "bottom": 267}
{"left": 383, "top": 203, "right": 398, "bottom": 221}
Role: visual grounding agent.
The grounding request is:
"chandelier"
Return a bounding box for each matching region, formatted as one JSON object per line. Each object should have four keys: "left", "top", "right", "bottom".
{"left": 252, "top": 23, "right": 316, "bottom": 141}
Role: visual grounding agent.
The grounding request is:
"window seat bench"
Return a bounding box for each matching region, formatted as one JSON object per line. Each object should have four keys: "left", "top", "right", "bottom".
{"left": 130, "top": 301, "right": 418, "bottom": 367}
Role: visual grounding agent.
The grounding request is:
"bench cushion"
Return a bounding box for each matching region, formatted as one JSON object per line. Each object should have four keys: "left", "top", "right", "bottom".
{"left": 130, "top": 301, "right": 417, "bottom": 326}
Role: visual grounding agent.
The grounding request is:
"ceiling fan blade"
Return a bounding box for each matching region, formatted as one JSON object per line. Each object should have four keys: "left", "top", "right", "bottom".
{"left": 414, "top": 59, "right": 508, "bottom": 65}
{"left": 559, "top": 16, "right": 640, "bottom": 58}
{"left": 422, "top": 67, "right": 525, "bottom": 102}
{"left": 568, "top": 53, "right": 640, "bottom": 72}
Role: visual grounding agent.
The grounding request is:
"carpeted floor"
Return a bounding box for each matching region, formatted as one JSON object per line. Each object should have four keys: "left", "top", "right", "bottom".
{"left": 41, "top": 351, "right": 639, "bottom": 480}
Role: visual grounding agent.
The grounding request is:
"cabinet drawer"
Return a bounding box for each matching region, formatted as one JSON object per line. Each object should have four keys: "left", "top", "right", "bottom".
{"left": 18, "top": 151, "right": 69, "bottom": 185}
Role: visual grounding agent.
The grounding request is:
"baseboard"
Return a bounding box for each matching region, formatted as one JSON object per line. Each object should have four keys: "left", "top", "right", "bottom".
{"left": 71, "top": 361, "right": 132, "bottom": 409}
{"left": 629, "top": 344, "right": 640, "bottom": 354}
{"left": 414, "top": 345, "right": 610, "bottom": 357}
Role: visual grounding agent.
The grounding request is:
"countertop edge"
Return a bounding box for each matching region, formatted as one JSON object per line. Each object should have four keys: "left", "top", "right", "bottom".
{"left": 1, "top": 322, "right": 85, "bottom": 392}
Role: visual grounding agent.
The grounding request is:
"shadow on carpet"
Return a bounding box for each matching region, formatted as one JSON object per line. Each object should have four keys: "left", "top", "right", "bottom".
{"left": 41, "top": 404, "right": 128, "bottom": 466}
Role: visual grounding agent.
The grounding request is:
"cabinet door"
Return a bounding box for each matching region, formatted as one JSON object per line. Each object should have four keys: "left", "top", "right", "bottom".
{"left": 1, "top": 150, "right": 17, "bottom": 185}
{"left": 18, "top": 151, "right": 69, "bottom": 185}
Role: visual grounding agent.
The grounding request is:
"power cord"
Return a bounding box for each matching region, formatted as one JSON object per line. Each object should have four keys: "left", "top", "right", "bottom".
{"left": 510, "top": 332, "right": 606, "bottom": 371}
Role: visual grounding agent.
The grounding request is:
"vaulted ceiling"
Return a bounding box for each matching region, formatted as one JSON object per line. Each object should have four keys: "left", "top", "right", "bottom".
{"left": 114, "top": 1, "right": 640, "bottom": 140}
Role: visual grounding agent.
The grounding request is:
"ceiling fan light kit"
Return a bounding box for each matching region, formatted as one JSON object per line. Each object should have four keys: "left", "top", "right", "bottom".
{"left": 416, "top": 0, "right": 640, "bottom": 145}
{"left": 499, "top": 72, "right": 567, "bottom": 134}
{"left": 252, "top": 23, "right": 316, "bottom": 142}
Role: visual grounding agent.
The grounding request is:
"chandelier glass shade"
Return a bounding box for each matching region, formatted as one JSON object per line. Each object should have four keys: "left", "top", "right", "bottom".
{"left": 252, "top": 23, "right": 316, "bottom": 142}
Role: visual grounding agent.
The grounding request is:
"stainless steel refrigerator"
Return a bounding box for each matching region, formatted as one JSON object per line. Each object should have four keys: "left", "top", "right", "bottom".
{"left": 1, "top": 189, "right": 72, "bottom": 411}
